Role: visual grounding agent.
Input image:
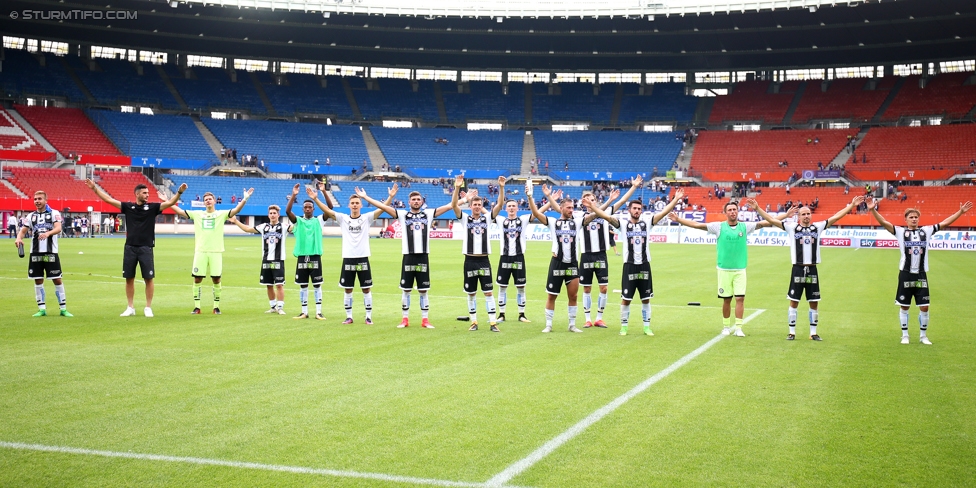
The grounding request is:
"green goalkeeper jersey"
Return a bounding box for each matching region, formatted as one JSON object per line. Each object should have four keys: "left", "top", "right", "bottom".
{"left": 186, "top": 210, "right": 230, "bottom": 253}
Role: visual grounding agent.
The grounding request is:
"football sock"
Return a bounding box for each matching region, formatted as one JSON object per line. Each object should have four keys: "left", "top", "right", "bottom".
{"left": 467, "top": 294, "right": 478, "bottom": 322}
{"left": 344, "top": 292, "right": 354, "bottom": 319}
{"left": 722, "top": 316, "right": 731, "bottom": 327}
{"left": 277, "top": 301, "right": 284, "bottom": 310}
{"left": 582, "top": 292, "right": 592, "bottom": 322}
{"left": 545, "top": 308, "right": 555, "bottom": 327}
{"left": 54, "top": 283, "right": 66, "bottom": 310}
{"left": 899, "top": 309, "right": 909, "bottom": 336}
{"left": 213, "top": 283, "right": 222, "bottom": 307}
{"left": 300, "top": 285, "right": 309, "bottom": 314}
{"left": 419, "top": 293, "right": 429, "bottom": 319}
{"left": 620, "top": 303, "right": 630, "bottom": 327}
{"left": 364, "top": 292, "right": 373, "bottom": 320}
{"left": 568, "top": 305, "right": 578, "bottom": 328}
{"left": 788, "top": 306, "right": 798, "bottom": 335}
{"left": 497, "top": 286, "right": 507, "bottom": 314}
{"left": 269, "top": 299, "right": 277, "bottom": 309}
{"left": 809, "top": 309, "right": 819, "bottom": 336}
{"left": 597, "top": 293, "right": 608, "bottom": 320}
{"left": 642, "top": 301, "right": 651, "bottom": 327}
{"left": 401, "top": 291, "right": 411, "bottom": 318}
{"left": 486, "top": 295, "right": 497, "bottom": 324}
{"left": 516, "top": 287, "right": 526, "bottom": 313}
{"left": 34, "top": 284, "right": 46, "bottom": 310}
{"left": 193, "top": 284, "right": 202, "bottom": 309}
{"left": 735, "top": 317, "right": 743, "bottom": 329}
{"left": 313, "top": 285, "right": 322, "bottom": 314}
{"left": 919, "top": 311, "right": 929, "bottom": 337}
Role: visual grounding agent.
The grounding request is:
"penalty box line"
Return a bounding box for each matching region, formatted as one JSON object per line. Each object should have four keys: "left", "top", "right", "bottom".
{"left": 484, "top": 308, "right": 767, "bottom": 487}
{"left": 0, "top": 441, "right": 532, "bottom": 488}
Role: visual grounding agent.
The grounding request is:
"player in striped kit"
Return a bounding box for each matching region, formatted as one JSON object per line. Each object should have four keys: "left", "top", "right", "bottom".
{"left": 15, "top": 191, "right": 72, "bottom": 317}
{"left": 577, "top": 176, "right": 642, "bottom": 328}
{"left": 489, "top": 176, "right": 552, "bottom": 324}
{"left": 748, "top": 196, "right": 864, "bottom": 341}
{"left": 305, "top": 183, "right": 398, "bottom": 324}
{"left": 868, "top": 198, "right": 972, "bottom": 345}
{"left": 585, "top": 189, "right": 684, "bottom": 336}
{"left": 228, "top": 205, "right": 289, "bottom": 315}
{"left": 528, "top": 181, "right": 599, "bottom": 333}
{"left": 451, "top": 189, "right": 501, "bottom": 331}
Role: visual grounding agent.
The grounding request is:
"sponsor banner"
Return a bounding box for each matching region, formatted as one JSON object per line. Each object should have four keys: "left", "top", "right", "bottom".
{"left": 859, "top": 239, "right": 899, "bottom": 248}
{"left": 78, "top": 154, "right": 130, "bottom": 166}
{"left": 804, "top": 170, "right": 842, "bottom": 179}
{"left": 701, "top": 171, "right": 793, "bottom": 182}
{"left": 846, "top": 169, "right": 956, "bottom": 181}
{"left": 406, "top": 168, "right": 508, "bottom": 179}
{"left": 132, "top": 156, "right": 211, "bottom": 170}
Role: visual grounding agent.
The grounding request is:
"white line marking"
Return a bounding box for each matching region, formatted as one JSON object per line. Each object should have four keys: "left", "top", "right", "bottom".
{"left": 485, "top": 308, "right": 766, "bottom": 487}
{"left": 0, "top": 441, "right": 491, "bottom": 488}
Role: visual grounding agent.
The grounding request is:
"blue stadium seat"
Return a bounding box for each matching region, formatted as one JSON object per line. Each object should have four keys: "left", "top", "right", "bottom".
{"left": 617, "top": 83, "right": 698, "bottom": 124}
{"left": 369, "top": 127, "right": 522, "bottom": 177}
{"left": 353, "top": 79, "right": 441, "bottom": 121}
{"left": 441, "top": 81, "right": 526, "bottom": 123}
{"left": 533, "top": 131, "right": 682, "bottom": 175}
{"left": 170, "top": 67, "right": 267, "bottom": 114}
{"left": 90, "top": 111, "right": 216, "bottom": 161}
{"left": 202, "top": 119, "right": 370, "bottom": 168}
{"left": 0, "top": 50, "right": 87, "bottom": 102}
{"left": 260, "top": 74, "right": 354, "bottom": 118}
{"left": 74, "top": 58, "right": 182, "bottom": 109}
{"left": 532, "top": 82, "right": 615, "bottom": 124}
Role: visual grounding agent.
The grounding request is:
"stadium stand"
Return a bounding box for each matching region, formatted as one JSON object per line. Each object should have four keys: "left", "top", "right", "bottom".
{"left": 94, "top": 171, "right": 162, "bottom": 202}
{"left": 0, "top": 109, "right": 46, "bottom": 153}
{"left": 0, "top": 50, "right": 87, "bottom": 102}
{"left": 708, "top": 80, "right": 798, "bottom": 124}
{"left": 532, "top": 130, "right": 683, "bottom": 174}
{"left": 7, "top": 168, "right": 91, "bottom": 200}
{"left": 883, "top": 73, "right": 976, "bottom": 120}
{"left": 617, "top": 83, "right": 699, "bottom": 124}
{"left": 169, "top": 67, "right": 267, "bottom": 115}
{"left": 441, "top": 81, "right": 526, "bottom": 123}
{"left": 844, "top": 124, "right": 976, "bottom": 171}
{"left": 90, "top": 111, "right": 216, "bottom": 161}
{"left": 14, "top": 105, "right": 121, "bottom": 156}
{"left": 202, "top": 119, "right": 370, "bottom": 168}
{"left": 259, "top": 73, "right": 354, "bottom": 118}
{"left": 0, "top": 181, "right": 23, "bottom": 200}
{"left": 531, "top": 82, "right": 615, "bottom": 124}
{"left": 790, "top": 78, "right": 892, "bottom": 123}
{"left": 875, "top": 186, "right": 976, "bottom": 223}
{"left": 369, "top": 127, "right": 523, "bottom": 176}
{"left": 72, "top": 57, "right": 182, "bottom": 109}
{"left": 352, "top": 79, "right": 441, "bottom": 121}
{"left": 689, "top": 129, "right": 857, "bottom": 174}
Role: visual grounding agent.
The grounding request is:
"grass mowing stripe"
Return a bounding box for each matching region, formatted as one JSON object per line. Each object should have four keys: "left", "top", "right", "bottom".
{"left": 485, "top": 308, "right": 766, "bottom": 487}
{"left": 0, "top": 441, "right": 493, "bottom": 488}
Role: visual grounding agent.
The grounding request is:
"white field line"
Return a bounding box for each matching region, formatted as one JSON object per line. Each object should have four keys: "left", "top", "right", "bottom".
{"left": 484, "top": 308, "right": 767, "bottom": 487}
{"left": 0, "top": 276, "right": 755, "bottom": 310}
{"left": 0, "top": 441, "right": 501, "bottom": 488}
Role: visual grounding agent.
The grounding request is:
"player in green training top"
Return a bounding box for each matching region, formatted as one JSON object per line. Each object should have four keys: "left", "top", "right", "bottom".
{"left": 285, "top": 182, "right": 334, "bottom": 320}
{"left": 670, "top": 201, "right": 788, "bottom": 337}
{"left": 172, "top": 188, "right": 253, "bottom": 314}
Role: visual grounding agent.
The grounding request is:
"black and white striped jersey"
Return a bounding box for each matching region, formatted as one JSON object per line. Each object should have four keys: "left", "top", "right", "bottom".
{"left": 258, "top": 222, "right": 287, "bottom": 262}
{"left": 24, "top": 209, "right": 62, "bottom": 254}
{"left": 576, "top": 210, "right": 611, "bottom": 254}
{"left": 495, "top": 214, "right": 531, "bottom": 257}
{"left": 786, "top": 221, "right": 827, "bottom": 265}
{"left": 396, "top": 209, "right": 436, "bottom": 255}
{"left": 621, "top": 215, "right": 655, "bottom": 265}
{"left": 549, "top": 215, "right": 584, "bottom": 263}
{"left": 457, "top": 213, "right": 491, "bottom": 255}
{"left": 895, "top": 225, "right": 939, "bottom": 273}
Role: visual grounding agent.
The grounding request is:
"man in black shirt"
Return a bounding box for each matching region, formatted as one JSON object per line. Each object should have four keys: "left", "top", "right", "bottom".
{"left": 86, "top": 178, "right": 186, "bottom": 317}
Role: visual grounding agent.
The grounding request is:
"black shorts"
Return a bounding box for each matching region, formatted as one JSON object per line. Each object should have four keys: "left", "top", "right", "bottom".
{"left": 463, "top": 255, "right": 493, "bottom": 293}
{"left": 295, "top": 255, "right": 324, "bottom": 285}
{"left": 339, "top": 257, "right": 373, "bottom": 289}
{"left": 400, "top": 253, "right": 431, "bottom": 291}
{"left": 496, "top": 254, "right": 527, "bottom": 286}
{"left": 895, "top": 270, "right": 930, "bottom": 307}
{"left": 579, "top": 251, "right": 609, "bottom": 286}
{"left": 28, "top": 253, "right": 62, "bottom": 279}
{"left": 122, "top": 245, "right": 156, "bottom": 280}
{"left": 260, "top": 260, "right": 285, "bottom": 285}
{"left": 621, "top": 262, "right": 653, "bottom": 301}
{"left": 787, "top": 264, "right": 821, "bottom": 302}
{"left": 545, "top": 257, "right": 579, "bottom": 296}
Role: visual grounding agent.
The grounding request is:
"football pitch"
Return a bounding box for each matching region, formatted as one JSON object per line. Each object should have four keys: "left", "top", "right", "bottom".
{"left": 1, "top": 235, "right": 975, "bottom": 487}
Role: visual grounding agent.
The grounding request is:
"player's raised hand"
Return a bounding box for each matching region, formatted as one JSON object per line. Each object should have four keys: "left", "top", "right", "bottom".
{"left": 227, "top": 216, "right": 238, "bottom": 224}
{"left": 467, "top": 188, "right": 479, "bottom": 199}
{"left": 673, "top": 188, "right": 685, "bottom": 200}
{"left": 961, "top": 201, "right": 973, "bottom": 213}
{"left": 178, "top": 183, "right": 188, "bottom": 194}
{"left": 744, "top": 198, "right": 759, "bottom": 210}
{"left": 551, "top": 189, "right": 563, "bottom": 202}
{"left": 608, "top": 188, "right": 621, "bottom": 201}
{"left": 355, "top": 187, "right": 368, "bottom": 198}
{"left": 305, "top": 185, "right": 319, "bottom": 198}
{"left": 292, "top": 183, "right": 301, "bottom": 196}
{"left": 784, "top": 205, "right": 798, "bottom": 218}
{"left": 866, "top": 197, "right": 878, "bottom": 210}
{"left": 631, "top": 175, "right": 643, "bottom": 187}
{"left": 243, "top": 187, "right": 254, "bottom": 198}
{"left": 668, "top": 211, "right": 679, "bottom": 221}
{"left": 541, "top": 184, "right": 552, "bottom": 197}
{"left": 851, "top": 195, "right": 865, "bottom": 206}
{"left": 454, "top": 174, "right": 464, "bottom": 187}
{"left": 84, "top": 178, "right": 96, "bottom": 190}
{"left": 580, "top": 198, "right": 591, "bottom": 209}
{"left": 388, "top": 183, "right": 399, "bottom": 197}
{"left": 497, "top": 176, "right": 506, "bottom": 187}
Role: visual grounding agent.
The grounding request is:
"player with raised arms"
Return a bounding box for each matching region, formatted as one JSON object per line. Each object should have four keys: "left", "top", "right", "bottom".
{"left": 868, "top": 198, "right": 972, "bottom": 344}
{"left": 15, "top": 191, "right": 71, "bottom": 317}
{"left": 489, "top": 176, "right": 552, "bottom": 324}
{"left": 527, "top": 180, "right": 599, "bottom": 333}
{"left": 450, "top": 187, "right": 502, "bottom": 331}
{"left": 578, "top": 176, "right": 642, "bottom": 328}
{"left": 748, "top": 196, "right": 864, "bottom": 341}
{"left": 171, "top": 188, "right": 253, "bottom": 314}
{"left": 227, "top": 205, "right": 289, "bottom": 315}
{"left": 584, "top": 188, "right": 684, "bottom": 336}
{"left": 304, "top": 183, "right": 398, "bottom": 324}
{"left": 284, "top": 182, "right": 334, "bottom": 320}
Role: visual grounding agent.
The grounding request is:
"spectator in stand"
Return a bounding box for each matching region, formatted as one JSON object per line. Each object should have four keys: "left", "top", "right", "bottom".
{"left": 325, "top": 157, "right": 331, "bottom": 166}
{"left": 231, "top": 195, "right": 237, "bottom": 204}
{"left": 216, "top": 196, "right": 223, "bottom": 204}
{"left": 844, "top": 184, "right": 850, "bottom": 195}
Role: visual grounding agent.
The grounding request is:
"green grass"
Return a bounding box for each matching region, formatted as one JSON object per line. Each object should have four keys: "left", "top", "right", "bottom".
{"left": 1, "top": 235, "right": 975, "bottom": 487}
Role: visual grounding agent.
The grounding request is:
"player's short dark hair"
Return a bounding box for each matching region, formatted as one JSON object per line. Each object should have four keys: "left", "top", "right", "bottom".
{"left": 134, "top": 184, "right": 148, "bottom": 194}
{"left": 724, "top": 201, "right": 738, "bottom": 211}
{"left": 505, "top": 199, "right": 517, "bottom": 206}
{"left": 203, "top": 192, "right": 215, "bottom": 200}
{"left": 628, "top": 199, "right": 643, "bottom": 208}
{"left": 469, "top": 196, "right": 484, "bottom": 204}
{"left": 303, "top": 199, "right": 314, "bottom": 205}
{"left": 409, "top": 191, "right": 423, "bottom": 199}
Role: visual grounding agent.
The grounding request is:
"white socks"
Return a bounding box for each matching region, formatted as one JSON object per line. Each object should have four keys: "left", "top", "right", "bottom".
{"left": 545, "top": 308, "right": 555, "bottom": 327}
{"left": 497, "top": 286, "right": 507, "bottom": 314}
{"left": 402, "top": 291, "right": 411, "bottom": 318}
{"left": 809, "top": 309, "right": 819, "bottom": 336}
{"left": 34, "top": 284, "right": 46, "bottom": 310}
{"left": 54, "top": 284, "right": 66, "bottom": 310}
{"left": 597, "top": 293, "right": 607, "bottom": 321}
{"left": 516, "top": 287, "right": 526, "bottom": 313}
{"left": 364, "top": 292, "right": 373, "bottom": 320}
{"left": 919, "top": 311, "right": 929, "bottom": 337}
{"left": 641, "top": 302, "right": 651, "bottom": 327}
{"left": 582, "top": 292, "right": 592, "bottom": 321}
{"left": 467, "top": 294, "right": 478, "bottom": 322}
{"left": 899, "top": 309, "right": 910, "bottom": 336}
{"left": 300, "top": 286, "right": 309, "bottom": 314}
{"left": 419, "top": 293, "right": 429, "bottom": 319}
{"left": 486, "top": 295, "right": 497, "bottom": 324}
{"left": 788, "top": 306, "right": 798, "bottom": 335}
{"left": 567, "top": 306, "right": 578, "bottom": 328}
{"left": 344, "top": 292, "right": 354, "bottom": 319}
{"left": 313, "top": 285, "right": 322, "bottom": 314}
{"left": 620, "top": 303, "right": 630, "bottom": 327}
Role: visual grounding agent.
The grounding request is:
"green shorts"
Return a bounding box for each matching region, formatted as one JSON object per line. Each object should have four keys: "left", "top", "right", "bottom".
{"left": 192, "top": 252, "right": 223, "bottom": 278}
{"left": 717, "top": 268, "right": 746, "bottom": 298}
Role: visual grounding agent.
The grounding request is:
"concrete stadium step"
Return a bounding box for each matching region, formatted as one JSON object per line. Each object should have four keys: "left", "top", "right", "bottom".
{"left": 520, "top": 131, "right": 537, "bottom": 174}
{"left": 872, "top": 76, "right": 906, "bottom": 122}
{"left": 57, "top": 56, "right": 97, "bottom": 104}
{"left": 782, "top": 81, "right": 807, "bottom": 124}
{"left": 433, "top": 82, "right": 448, "bottom": 123}
{"left": 191, "top": 115, "right": 225, "bottom": 160}
{"left": 1, "top": 179, "right": 27, "bottom": 199}
{"left": 342, "top": 78, "right": 363, "bottom": 119}
{"left": 361, "top": 127, "right": 390, "bottom": 172}
{"left": 609, "top": 84, "right": 624, "bottom": 126}
{"left": 249, "top": 71, "right": 278, "bottom": 117}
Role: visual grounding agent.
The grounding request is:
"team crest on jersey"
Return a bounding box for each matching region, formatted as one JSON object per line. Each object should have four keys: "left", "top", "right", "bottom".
{"left": 719, "top": 287, "right": 725, "bottom": 294}
{"left": 562, "top": 237, "right": 571, "bottom": 243}
{"left": 589, "top": 223, "right": 599, "bottom": 230}
{"left": 633, "top": 237, "right": 643, "bottom": 246}
{"left": 803, "top": 238, "right": 812, "bottom": 244}
{"left": 144, "top": 205, "right": 149, "bottom": 210}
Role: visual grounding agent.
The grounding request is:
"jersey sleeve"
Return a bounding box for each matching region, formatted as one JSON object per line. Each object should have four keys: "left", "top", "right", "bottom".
{"left": 705, "top": 222, "right": 722, "bottom": 235}
{"left": 641, "top": 214, "right": 655, "bottom": 227}
{"left": 424, "top": 208, "right": 437, "bottom": 223}
{"left": 150, "top": 202, "right": 163, "bottom": 216}
{"left": 893, "top": 225, "right": 904, "bottom": 237}
{"left": 744, "top": 222, "right": 759, "bottom": 234}
{"left": 51, "top": 210, "right": 63, "bottom": 223}
{"left": 814, "top": 221, "right": 828, "bottom": 233}
{"left": 520, "top": 214, "right": 532, "bottom": 227}
{"left": 185, "top": 210, "right": 200, "bottom": 221}
{"left": 929, "top": 224, "right": 940, "bottom": 234}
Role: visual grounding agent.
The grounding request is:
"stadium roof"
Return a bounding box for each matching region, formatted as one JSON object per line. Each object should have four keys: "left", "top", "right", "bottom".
{"left": 2, "top": 0, "right": 974, "bottom": 72}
